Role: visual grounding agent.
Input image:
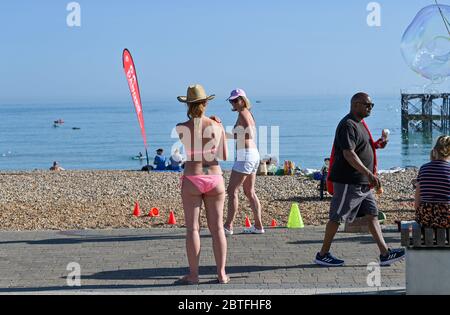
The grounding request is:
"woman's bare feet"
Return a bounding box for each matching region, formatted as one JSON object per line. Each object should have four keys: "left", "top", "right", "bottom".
{"left": 174, "top": 275, "right": 199, "bottom": 285}
{"left": 217, "top": 275, "right": 230, "bottom": 284}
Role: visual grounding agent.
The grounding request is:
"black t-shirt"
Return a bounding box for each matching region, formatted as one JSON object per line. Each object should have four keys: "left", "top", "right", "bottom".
{"left": 329, "top": 113, "right": 374, "bottom": 185}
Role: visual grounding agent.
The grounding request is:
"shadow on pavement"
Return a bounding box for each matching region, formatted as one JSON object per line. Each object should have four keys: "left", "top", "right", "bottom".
{"left": 80, "top": 263, "right": 370, "bottom": 281}
{"left": 0, "top": 234, "right": 197, "bottom": 246}
{"left": 288, "top": 235, "right": 400, "bottom": 245}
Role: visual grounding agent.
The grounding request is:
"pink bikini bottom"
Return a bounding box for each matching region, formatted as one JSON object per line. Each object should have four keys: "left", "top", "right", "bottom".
{"left": 181, "top": 175, "right": 223, "bottom": 194}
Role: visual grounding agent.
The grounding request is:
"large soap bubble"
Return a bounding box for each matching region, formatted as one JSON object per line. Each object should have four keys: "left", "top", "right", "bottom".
{"left": 401, "top": 4, "right": 450, "bottom": 82}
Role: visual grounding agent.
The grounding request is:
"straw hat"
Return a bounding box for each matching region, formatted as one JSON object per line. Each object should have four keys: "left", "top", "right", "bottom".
{"left": 177, "top": 84, "right": 215, "bottom": 103}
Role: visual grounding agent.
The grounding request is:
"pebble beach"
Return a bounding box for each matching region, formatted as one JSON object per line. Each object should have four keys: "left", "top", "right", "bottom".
{"left": 0, "top": 169, "right": 418, "bottom": 231}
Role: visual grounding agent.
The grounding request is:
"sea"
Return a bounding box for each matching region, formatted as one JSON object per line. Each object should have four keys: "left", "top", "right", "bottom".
{"left": 0, "top": 96, "right": 446, "bottom": 171}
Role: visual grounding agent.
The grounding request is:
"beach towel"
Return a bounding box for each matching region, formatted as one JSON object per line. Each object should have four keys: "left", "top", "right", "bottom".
{"left": 326, "top": 120, "right": 386, "bottom": 195}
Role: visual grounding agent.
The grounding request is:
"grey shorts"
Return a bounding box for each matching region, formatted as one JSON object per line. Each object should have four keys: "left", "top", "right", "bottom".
{"left": 329, "top": 183, "right": 378, "bottom": 224}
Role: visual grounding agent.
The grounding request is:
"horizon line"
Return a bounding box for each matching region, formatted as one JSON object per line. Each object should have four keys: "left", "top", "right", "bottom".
{"left": 0, "top": 94, "right": 405, "bottom": 106}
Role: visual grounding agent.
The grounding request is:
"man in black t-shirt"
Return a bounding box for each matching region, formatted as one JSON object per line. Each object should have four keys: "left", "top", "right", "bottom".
{"left": 314, "top": 92, "right": 405, "bottom": 267}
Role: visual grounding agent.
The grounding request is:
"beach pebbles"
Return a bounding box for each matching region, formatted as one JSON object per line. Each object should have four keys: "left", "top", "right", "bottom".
{"left": 0, "top": 169, "right": 418, "bottom": 231}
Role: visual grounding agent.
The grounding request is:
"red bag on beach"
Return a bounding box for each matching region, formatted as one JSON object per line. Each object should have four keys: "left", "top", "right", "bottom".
{"left": 326, "top": 120, "right": 385, "bottom": 195}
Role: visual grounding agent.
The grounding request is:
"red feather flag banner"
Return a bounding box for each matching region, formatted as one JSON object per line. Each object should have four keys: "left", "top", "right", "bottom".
{"left": 122, "top": 49, "right": 150, "bottom": 167}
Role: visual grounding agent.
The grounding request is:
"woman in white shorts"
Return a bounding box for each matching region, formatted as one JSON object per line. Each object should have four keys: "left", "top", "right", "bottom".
{"left": 223, "top": 89, "right": 264, "bottom": 235}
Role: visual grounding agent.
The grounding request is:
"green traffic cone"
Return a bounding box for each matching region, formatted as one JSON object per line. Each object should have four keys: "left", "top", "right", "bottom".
{"left": 378, "top": 211, "right": 386, "bottom": 225}
{"left": 287, "top": 203, "right": 304, "bottom": 228}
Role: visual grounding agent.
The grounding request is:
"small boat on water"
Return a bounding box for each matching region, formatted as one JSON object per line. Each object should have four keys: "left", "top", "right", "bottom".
{"left": 54, "top": 119, "right": 64, "bottom": 124}
{"left": 132, "top": 152, "right": 146, "bottom": 160}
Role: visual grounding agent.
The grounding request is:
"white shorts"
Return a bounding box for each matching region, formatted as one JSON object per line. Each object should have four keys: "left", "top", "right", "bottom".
{"left": 232, "top": 149, "right": 260, "bottom": 174}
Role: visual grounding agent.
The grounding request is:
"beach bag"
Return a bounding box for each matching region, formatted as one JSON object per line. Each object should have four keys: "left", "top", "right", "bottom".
{"left": 257, "top": 161, "right": 268, "bottom": 176}
{"left": 313, "top": 172, "right": 322, "bottom": 181}
{"left": 267, "top": 164, "right": 277, "bottom": 175}
{"left": 275, "top": 168, "right": 284, "bottom": 176}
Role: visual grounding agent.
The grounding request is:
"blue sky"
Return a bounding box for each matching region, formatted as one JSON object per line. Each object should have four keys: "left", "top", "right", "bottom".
{"left": 0, "top": 0, "right": 447, "bottom": 103}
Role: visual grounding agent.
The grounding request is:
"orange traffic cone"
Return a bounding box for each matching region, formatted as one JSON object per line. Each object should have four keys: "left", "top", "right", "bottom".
{"left": 133, "top": 202, "right": 141, "bottom": 217}
{"left": 149, "top": 207, "right": 160, "bottom": 217}
{"left": 168, "top": 211, "right": 177, "bottom": 225}
{"left": 271, "top": 219, "right": 277, "bottom": 228}
{"left": 245, "top": 215, "right": 251, "bottom": 228}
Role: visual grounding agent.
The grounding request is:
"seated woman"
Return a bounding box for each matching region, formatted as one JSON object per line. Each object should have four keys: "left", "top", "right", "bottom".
{"left": 168, "top": 148, "right": 184, "bottom": 171}
{"left": 414, "top": 135, "right": 450, "bottom": 228}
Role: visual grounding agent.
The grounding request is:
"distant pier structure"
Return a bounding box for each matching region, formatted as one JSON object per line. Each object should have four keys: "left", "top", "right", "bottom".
{"left": 401, "top": 93, "right": 450, "bottom": 134}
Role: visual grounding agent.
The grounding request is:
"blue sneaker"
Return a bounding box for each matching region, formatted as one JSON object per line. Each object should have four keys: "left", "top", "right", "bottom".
{"left": 314, "top": 252, "right": 345, "bottom": 267}
{"left": 380, "top": 248, "right": 405, "bottom": 266}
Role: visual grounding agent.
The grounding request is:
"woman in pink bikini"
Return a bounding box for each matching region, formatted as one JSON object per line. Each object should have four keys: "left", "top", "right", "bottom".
{"left": 175, "top": 84, "right": 230, "bottom": 285}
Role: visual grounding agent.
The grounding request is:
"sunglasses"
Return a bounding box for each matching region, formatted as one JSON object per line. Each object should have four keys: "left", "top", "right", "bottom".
{"left": 229, "top": 98, "right": 240, "bottom": 104}
{"left": 358, "top": 102, "right": 374, "bottom": 108}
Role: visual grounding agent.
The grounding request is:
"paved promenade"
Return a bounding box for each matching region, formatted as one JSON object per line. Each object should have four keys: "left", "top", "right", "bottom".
{"left": 0, "top": 226, "right": 405, "bottom": 294}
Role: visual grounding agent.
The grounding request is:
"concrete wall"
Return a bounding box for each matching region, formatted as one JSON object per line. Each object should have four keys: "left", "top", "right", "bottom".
{"left": 406, "top": 249, "right": 450, "bottom": 295}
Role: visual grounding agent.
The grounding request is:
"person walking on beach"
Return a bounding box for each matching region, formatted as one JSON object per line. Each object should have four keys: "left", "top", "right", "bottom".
{"left": 175, "top": 84, "right": 230, "bottom": 284}
{"left": 223, "top": 89, "right": 263, "bottom": 235}
{"left": 315, "top": 92, "right": 405, "bottom": 267}
{"left": 414, "top": 135, "right": 450, "bottom": 228}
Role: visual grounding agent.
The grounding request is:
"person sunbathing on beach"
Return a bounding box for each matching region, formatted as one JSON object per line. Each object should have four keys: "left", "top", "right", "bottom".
{"left": 49, "top": 161, "right": 65, "bottom": 171}
{"left": 175, "top": 84, "right": 230, "bottom": 285}
{"left": 153, "top": 148, "right": 167, "bottom": 170}
{"left": 168, "top": 148, "right": 184, "bottom": 171}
